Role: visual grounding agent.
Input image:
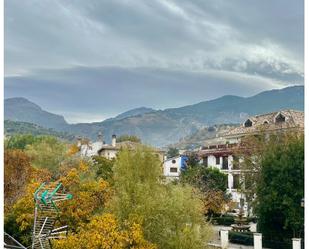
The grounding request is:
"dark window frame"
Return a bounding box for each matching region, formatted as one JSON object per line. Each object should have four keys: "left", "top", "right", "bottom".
{"left": 170, "top": 167, "right": 178, "bottom": 173}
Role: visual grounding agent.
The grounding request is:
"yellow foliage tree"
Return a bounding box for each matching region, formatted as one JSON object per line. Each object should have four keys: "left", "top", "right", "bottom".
{"left": 7, "top": 162, "right": 111, "bottom": 245}
{"left": 67, "top": 144, "right": 80, "bottom": 156}
{"left": 53, "top": 213, "right": 156, "bottom": 249}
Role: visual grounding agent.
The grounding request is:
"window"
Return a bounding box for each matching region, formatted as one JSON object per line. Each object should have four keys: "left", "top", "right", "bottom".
{"left": 233, "top": 156, "right": 239, "bottom": 170}
{"left": 172, "top": 159, "right": 176, "bottom": 164}
{"left": 275, "top": 113, "right": 286, "bottom": 123}
{"left": 233, "top": 174, "right": 240, "bottom": 189}
{"left": 216, "top": 156, "right": 220, "bottom": 165}
{"left": 222, "top": 156, "right": 228, "bottom": 169}
{"left": 170, "top": 167, "right": 177, "bottom": 173}
{"left": 244, "top": 119, "right": 253, "bottom": 127}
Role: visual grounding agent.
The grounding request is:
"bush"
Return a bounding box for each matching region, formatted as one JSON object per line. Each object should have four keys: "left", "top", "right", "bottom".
{"left": 228, "top": 231, "right": 253, "bottom": 246}
{"left": 211, "top": 215, "right": 235, "bottom": 226}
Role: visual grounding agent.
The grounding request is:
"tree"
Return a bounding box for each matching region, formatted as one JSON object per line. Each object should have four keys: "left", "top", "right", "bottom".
{"left": 180, "top": 166, "right": 229, "bottom": 215}
{"left": 5, "top": 160, "right": 111, "bottom": 246}
{"left": 53, "top": 214, "right": 156, "bottom": 249}
{"left": 116, "top": 135, "right": 141, "bottom": 143}
{"left": 4, "top": 150, "right": 33, "bottom": 210}
{"left": 166, "top": 147, "right": 179, "bottom": 159}
{"left": 255, "top": 134, "right": 304, "bottom": 241}
{"left": 67, "top": 143, "right": 80, "bottom": 156}
{"left": 5, "top": 134, "right": 38, "bottom": 150}
{"left": 110, "top": 146, "right": 212, "bottom": 249}
{"left": 92, "top": 155, "right": 115, "bottom": 183}
{"left": 25, "top": 136, "right": 67, "bottom": 176}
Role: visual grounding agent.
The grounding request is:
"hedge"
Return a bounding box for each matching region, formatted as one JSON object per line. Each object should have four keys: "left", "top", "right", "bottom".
{"left": 228, "top": 231, "right": 253, "bottom": 246}
{"left": 211, "top": 215, "right": 235, "bottom": 226}
{"left": 229, "top": 231, "right": 297, "bottom": 249}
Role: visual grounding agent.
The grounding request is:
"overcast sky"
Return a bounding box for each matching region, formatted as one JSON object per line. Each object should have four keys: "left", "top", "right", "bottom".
{"left": 4, "top": 0, "right": 304, "bottom": 123}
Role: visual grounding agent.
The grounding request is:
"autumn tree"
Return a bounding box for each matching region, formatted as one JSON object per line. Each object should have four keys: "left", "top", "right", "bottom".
{"left": 53, "top": 214, "right": 156, "bottom": 249}
{"left": 110, "top": 146, "right": 212, "bottom": 249}
{"left": 67, "top": 143, "right": 80, "bottom": 156}
{"left": 4, "top": 150, "right": 33, "bottom": 210}
{"left": 5, "top": 160, "right": 111, "bottom": 246}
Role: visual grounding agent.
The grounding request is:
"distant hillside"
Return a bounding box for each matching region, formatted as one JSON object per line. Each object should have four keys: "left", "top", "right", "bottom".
{"left": 4, "top": 120, "right": 75, "bottom": 141}
{"left": 4, "top": 86, "right": 304, "bottom": 147}
{"left": 171, "top": 124, "right": 239, "bottom": 150}
{"left": 114, "top": 107, "right": 155, "bottom": 120}
{"left": 4, "top": 97, "right": 68, "bottom": 130}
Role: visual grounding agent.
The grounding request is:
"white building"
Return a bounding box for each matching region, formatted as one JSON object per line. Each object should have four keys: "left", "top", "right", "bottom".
{"left": 198, "top": 143, "right": 242, "bottom": 208}
{"left": 163, "top": 155, "right": 188, "bottom": 179}
{"left": 78, "top": 134, "right": 165, "bottom": 161}
{"left": 198, "top": 110, "right": 304, "bottom": 213}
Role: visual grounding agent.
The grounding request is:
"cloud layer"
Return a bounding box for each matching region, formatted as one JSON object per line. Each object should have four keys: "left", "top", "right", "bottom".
{"left": 4, "top": 0, "right": 304, "bottom": 122}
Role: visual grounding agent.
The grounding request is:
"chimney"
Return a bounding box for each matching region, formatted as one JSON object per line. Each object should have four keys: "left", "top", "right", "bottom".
{"left": 98, "top": 132, "right": 103, "bottom": 142}
{"left": 77, "top": 136, "right": 82, "bottom": 147}
{"left": 112, "top": 134, "right": 116, "bottom": 147}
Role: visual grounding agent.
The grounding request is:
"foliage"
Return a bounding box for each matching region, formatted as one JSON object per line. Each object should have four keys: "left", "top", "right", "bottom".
{"left": 5, "top": 134, "right": 38, "bottom": 150}
{"left": 4, "top": 120, "right": 75, "bottom": 141}
{"left": 25, "top": 136, "right": 67, "bottom": 175}
{"left": 5, "top": 182, "right": 40, "bottom": 245}
{"left": 92, "top": 155, "right": 115, "bottom": 183}
{"left": 211, "top": 215, "right": 235, "bottom": 226}
{"left": 166, "top": 147, "right": 179, "bottom": 159}
{"left": 67, "top": 143, "right": 80, "bottom": 156}
{"left": 53, "top": 213, "right": 156, "bottom": 249}
{"left": 4, "top": 149, "right": 33, "bottom": 210}
{"left": 180, "top": 165, "right": 229, "bottom": 215}
{"left": 110, "top": 146, "right": 212, "bottom": 249}
{"left": 117, "top": 135, "right": 141, "bottom": 143}
{"left": 232, "top": 134, "right": 266, "bottom": 210}
{"left": 228, "top": 231, "right": 253, "bottom": 246}
{"left": 255, "top": 133, "right": 304, "bottom": 240}
{"left": 6, "top": 161, "right": 111, "bottom": 245}
{"left": 57, "top": 165, "right": 111, "bottom": 229}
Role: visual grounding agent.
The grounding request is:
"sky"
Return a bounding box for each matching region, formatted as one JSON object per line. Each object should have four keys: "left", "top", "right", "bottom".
{"left": 4, "top": 0, "right": 304, "bottom": 123}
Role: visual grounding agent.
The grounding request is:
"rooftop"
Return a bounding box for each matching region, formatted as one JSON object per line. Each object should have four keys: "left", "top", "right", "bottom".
{"left": 224, "top": 109, "right": 304, "bottom": 137}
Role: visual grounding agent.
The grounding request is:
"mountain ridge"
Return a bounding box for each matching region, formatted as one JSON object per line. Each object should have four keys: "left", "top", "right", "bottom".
{"left": 4, "top": 85, "right": 304, "bottom": 146}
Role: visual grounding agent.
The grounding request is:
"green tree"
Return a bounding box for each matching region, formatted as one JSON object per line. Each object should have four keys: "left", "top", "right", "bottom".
{"left": 92, "top": 156, "right": 115, "bottom": 183}
{"left": 110, "top": 146, "right": 212, "bottom": 249}
{"left": 166, "top": 147, "right": 179, "bottom": 159}
{"left": 5, "top": 134, "right": 37, "bottom": 150}
{"left": 116, "top": 135, "right": 141, "bottom": 143}
{"left": 25, "top": 136, "right": 67, "bottom": 176}
{"left": 180, "top": 165, "right": 229, "bottom": 215}
{"left": 255, "top": 134, "right": 304, "bottom": 241}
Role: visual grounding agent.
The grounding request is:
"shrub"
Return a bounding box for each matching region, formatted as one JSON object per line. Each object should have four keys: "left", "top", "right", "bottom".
{"left": 211, "top": 215, "right": 235, "bottom": 226}
{"left": 228, "top": 231, "right": 253, "bottom": 246}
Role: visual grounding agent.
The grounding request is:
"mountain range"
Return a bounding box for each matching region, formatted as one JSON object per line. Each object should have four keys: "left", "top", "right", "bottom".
{"left": 4, "top": 85, "right": 304, "bottom": 147}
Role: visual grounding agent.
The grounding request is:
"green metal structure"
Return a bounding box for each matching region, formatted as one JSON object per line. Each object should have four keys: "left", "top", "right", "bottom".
{"left": 31, "top": 182, "right": 72, "bottom": 249}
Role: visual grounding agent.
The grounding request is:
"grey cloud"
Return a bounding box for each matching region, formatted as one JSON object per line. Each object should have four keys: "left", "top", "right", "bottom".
{"left": 5, "top": 0, "right": 303, "bottom": 80}
{"left": 5, "top": 66, "right": 285, "bottom": 123}
{"left": 4, "top": 0, "right": 304, "bottom": 122}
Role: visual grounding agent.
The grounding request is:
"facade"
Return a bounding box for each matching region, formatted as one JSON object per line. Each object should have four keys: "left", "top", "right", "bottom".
{"left": 163, "top": 155, "right": 188, "bottom": 179}
{"left": 198, "top": 143, "right": 243, "bottom": 208}
{"left": 78, "top": 134, "right": 165, "bottom": 162}
{"left": 198, "top": 109, "right": 304, "bottom": 212}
